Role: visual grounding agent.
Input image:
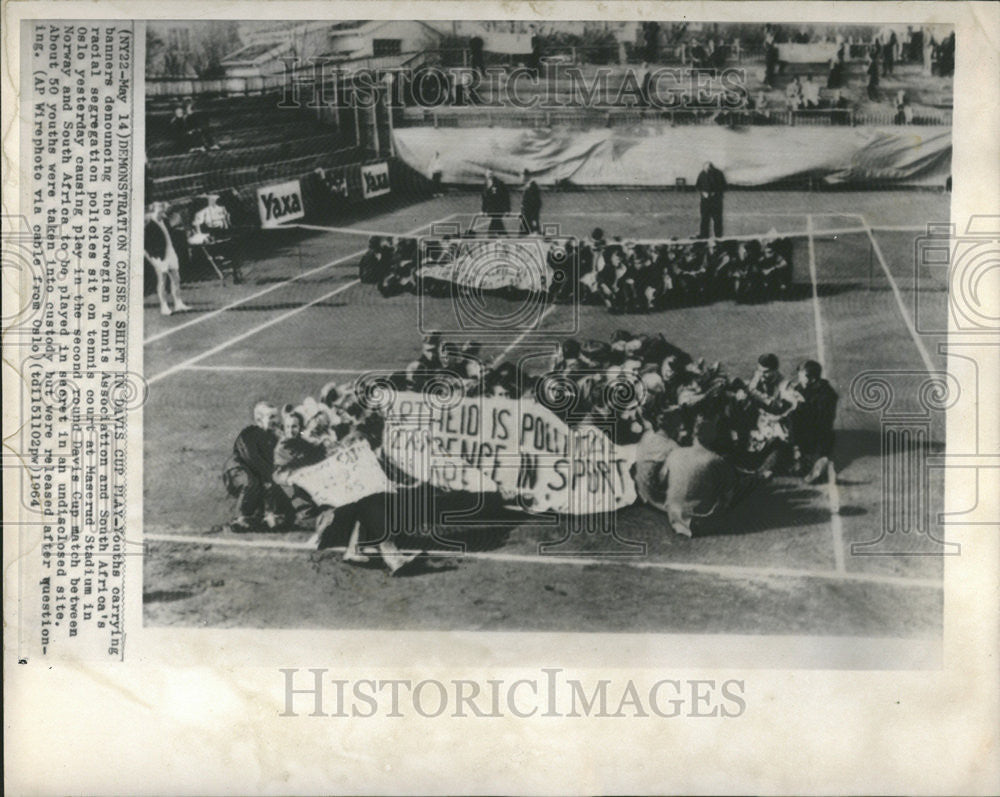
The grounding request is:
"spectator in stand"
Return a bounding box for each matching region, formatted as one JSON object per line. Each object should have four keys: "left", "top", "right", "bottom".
{"left": 520, "top": 168, "right": 542, "bottom": 233}
{"left": 786, "top": 76, "right": 804, "bottom": 110}
{"left": 144, "top": 201, "right": 191, "bottom": 316}
{"left": 894, "top": 91, "right": 914, "bottom": 124}
{"left": 696, "top": 161, "right": 726, "bottom": 238}
{"left": 528, "top": 24, "right": 542, "bottom": 79}
{"left": 182, "top": 97, "right": 219, "bottom": 151}
{"left": 223, "top": 401, "right": 293, "bottom": 533}
{"left": 884, "top": 31, "right": 897, "bottom": 76}
{"left": 866, "top": 53, "right": 880, "bottom": 100}
{"left": 168, "top": 105, "right": 190, "bottom": 152}
{"left": 764, "top": 36, "right": 779, "bottom": 87}
{"left": 643, "top": 21, "right": 660, "bottom": 63}
{"left": 826, "top": 57, "right": 844, "bottom": 90}
{"left": 801, "top": 75, "right": 820, "bottom": 109}
{"left": 831, "top": 89, "right": 852, "bottom": 125}
{"left": 469, "top": 35, "right": 486, "bottom": 78}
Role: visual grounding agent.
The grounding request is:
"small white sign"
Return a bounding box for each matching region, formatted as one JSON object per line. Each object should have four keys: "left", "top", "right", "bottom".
{"left": 256, "top": 179, "right": 305, "bottom": 227}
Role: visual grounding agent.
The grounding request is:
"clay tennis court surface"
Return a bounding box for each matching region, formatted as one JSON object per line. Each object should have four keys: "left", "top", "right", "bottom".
{"left": 143, "top": 189, "right": 948, "bottom": 640}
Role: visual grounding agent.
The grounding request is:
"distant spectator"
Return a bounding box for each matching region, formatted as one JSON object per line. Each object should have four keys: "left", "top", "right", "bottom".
{"left": 884, "top": 31, "right": 897, "bottom": 76}
{"left": 764, "top": 39, "right": 779, "bottom": 87}
{"left": 182, "top": 98, "right": 218, "bottom": 151}
{"left": 786, "top": 76, "right": 803, "bottom": 109}
{"left": 469, "top": 35, "right": 485, "bottom": 77}
{"left": 801, "top": 75, "right": 820, "bottom": 108}
{"left": 528, "top": 24, "right": 542, "bottom": 79}
{"left": 826, "top": 56, "right": 844, "bottom": 89}
{"left": 168, "top": 106, "right": 189, "bottom": 152}
{"left": 830, "top": 89, "right": 852, "bottom": 125}
{"left": 866, "top": 55, "right": 880, "bottom": 101}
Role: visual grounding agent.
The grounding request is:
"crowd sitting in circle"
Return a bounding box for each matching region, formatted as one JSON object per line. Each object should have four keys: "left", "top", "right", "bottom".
{"left": 360, "top": 227, "right": 794, "bottom": 310}
{"left": 224, "top": 331, "right": 837, "bottom": 543}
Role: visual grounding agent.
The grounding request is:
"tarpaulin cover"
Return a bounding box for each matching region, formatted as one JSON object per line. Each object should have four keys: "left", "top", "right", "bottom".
{"left": 393, "top": 124, "right": 951, "bottom": 187}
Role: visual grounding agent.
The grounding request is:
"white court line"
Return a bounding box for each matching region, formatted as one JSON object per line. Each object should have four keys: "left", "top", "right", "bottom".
{"left": 146, "top": 214, "right": 459, "bottom": 385}
{"left": 490, "top": 303, "right": 560, "bottom": 367}
{"left": 805, "top": 214, "right": 827, "bottom": 369}
{"left": 184, "top": 365, "right": 369, "bottom": 375}
{"left": 147, "top": 279, "right": 362, "bottom": 385}
{"left": 806, "top": 213, "right": 846, "bottom": 573}
{"left": 144, "top": 214, "right": 457, "bottom": 346}
{"left": 861, "top": 218, "right": 938, "bottom": 374}
{"left": 143, "top": 532, "right": 942, "bottom": 590}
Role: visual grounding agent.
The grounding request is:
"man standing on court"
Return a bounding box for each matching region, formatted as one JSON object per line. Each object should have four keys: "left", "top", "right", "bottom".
{"left": 520, "top": 168, "right": 542, "bottom": 233}
{"left": 696, "top": 161, "right": 726, "bottom": 239}
{"left": 482, "top": 171, "right": 510, "bottom": 236}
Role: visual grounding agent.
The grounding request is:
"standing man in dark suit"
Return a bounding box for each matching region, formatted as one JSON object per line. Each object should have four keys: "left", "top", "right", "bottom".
{"left": 520, "top": 168, "right": 542, "bottom": 233}
{"left": 481, "top": 171, "right": 510, "bottom": 236}
{"left": 695, "top": 161, "right": 726, "bottom": 239}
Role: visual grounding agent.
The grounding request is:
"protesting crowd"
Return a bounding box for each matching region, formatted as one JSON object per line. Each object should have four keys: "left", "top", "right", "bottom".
{"left": 362, "top": 228, "right": 794, "bottom": 311}
{"left": 222, "top": 328, "right": 837, "bottom": 559}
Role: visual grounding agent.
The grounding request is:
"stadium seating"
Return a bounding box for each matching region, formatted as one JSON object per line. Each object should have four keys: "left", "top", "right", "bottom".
{"left": 146, "top": 92, "right": 370, "bottom": 202}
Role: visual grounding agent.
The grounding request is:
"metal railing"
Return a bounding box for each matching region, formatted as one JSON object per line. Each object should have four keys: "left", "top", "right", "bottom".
{"left": 146, "top": 50, "right": 431, "bottom": 99}
{"left": 406, "top": 105, "right": 951, "bottom": 129}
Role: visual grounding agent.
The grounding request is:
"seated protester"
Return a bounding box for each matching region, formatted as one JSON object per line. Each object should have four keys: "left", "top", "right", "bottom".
{"left": 168, "top": 106, "right": 190, "bottom": 152}
{"left": 318, "top": 381, "right": 355, "bottom": 441}
{"left": 597, "top": 244, "right": 637, "bottom": 314}
{"left": 674, "top": 242, "right": 711, "bottom": 304}
{"left": 658, "top": 352, "right": 707, "bottom": 444}
{"left": 758, "top": 240, "right": 792, "bottom": 296}
{"left": 300, "top": 398, "right": 344, "bottom": 454}
{"left": 272, "top": 409, "right": 327, "bottom": 486}
{"left": 634, "top": 409, "right": 684, "bottom": 510}
{"left": 578, "top": 229, "right": 606, "bottom": 303}
{"left": 487, "top": 360, "right": 525, "bottom": 399}
{"left": 552, "top": 337, "right": 582, "bottom": 372}
{"left": 659, "top": 414, "right": 757, "bottom": 537}
{"left": 701, "top": 238, "right": 729, "bottom": 300}
{"left": 223, "top": 401, "right": 293, "bottom": 532}
{"left": 546, "top": 239, "right": 576, "bottom": 303}
{"left": 732, "top": 239, "right": 765, "bottom": 303}
{"left": 736, "top": 353, "right": 796, "bottom": 476}
{"left": 787, "top": 359, "right": 838, "bottom": 484}
{"left": 359, "top": 235, "right": 391, "bottom": 284}
{"left": 436, "top": 342, "right": 470, "bottom": 388}
{"left": 579, "top": 338, "right": 611, "bottom": 373}
{"left": 630, "top": 244, "right": 659, "bottom": 311}
{"left": 653, "top": 243, "right": 680, "bottom": 307}
{"left": 711, "top": 240, "right": 740, "bottom": 298}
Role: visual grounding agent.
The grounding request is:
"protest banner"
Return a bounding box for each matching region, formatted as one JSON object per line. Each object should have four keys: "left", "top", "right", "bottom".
{"left": 289, "top": 438, "right": 395, "bottom": 508}
{"left": 383, "top": 392, "right": 637, "bottom": 515}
